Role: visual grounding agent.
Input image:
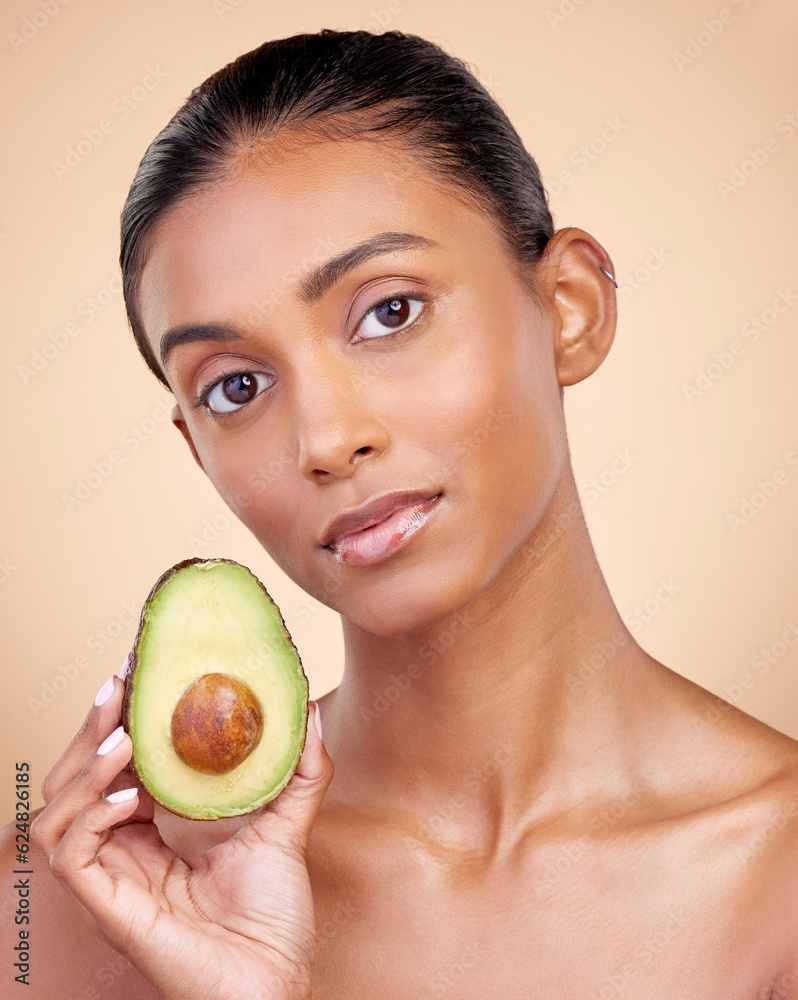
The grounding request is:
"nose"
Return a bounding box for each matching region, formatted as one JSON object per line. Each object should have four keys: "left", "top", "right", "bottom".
{"left": 295, "top": 375, "right": 389, "bottom": 483}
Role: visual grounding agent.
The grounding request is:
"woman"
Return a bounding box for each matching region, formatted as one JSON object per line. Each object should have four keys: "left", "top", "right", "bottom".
{"left": 5, "top": 27, "right": 798, "bottom": 999}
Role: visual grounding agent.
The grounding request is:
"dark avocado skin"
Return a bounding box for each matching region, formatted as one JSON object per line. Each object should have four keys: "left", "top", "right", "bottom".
{"left": 122, "top": 557, "right": 309, "bottom": 820}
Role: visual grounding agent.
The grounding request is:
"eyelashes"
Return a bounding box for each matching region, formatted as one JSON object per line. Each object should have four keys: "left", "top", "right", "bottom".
{"left": 201, "top": 372, "right": 275, "bottom": 414}
{"left": 356, "top": 292, "right": 426, "bottom": 341}
{"left": 194, "top": 291, "right": 429, "bottom": 416}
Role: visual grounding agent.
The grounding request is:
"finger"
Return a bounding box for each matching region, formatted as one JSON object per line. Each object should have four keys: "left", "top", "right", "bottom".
{"left": 48, "top": 789, "right": 146, "bottom": 929}
{"left": 105, "top": 761, "right": 155, "bottom": 825}
{"left": 41, "top": 660, "right": 129, "bottom": 805}
{"left": 32, "top": 726, "right": 134, "bottom": 862}
{"left": 236, "top": 700, "right": 333, "bottom": 857}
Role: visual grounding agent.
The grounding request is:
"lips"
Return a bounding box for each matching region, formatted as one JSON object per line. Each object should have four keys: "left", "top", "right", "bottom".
{"left": 320, "top": 490, "right": 442, "bottom": 550}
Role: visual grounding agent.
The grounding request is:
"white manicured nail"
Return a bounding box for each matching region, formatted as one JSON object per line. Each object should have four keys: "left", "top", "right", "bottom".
{"left": 106, "top": 788, "right": 138, "bottom": 804}
{"left": 97, "top": 726, "right": 125, "bottom": 756}
{"left": 312, "top": 701, "right": 323, "bottom": 742}
{"left": 94, "top": 676, "right": 115, "bottom": 707}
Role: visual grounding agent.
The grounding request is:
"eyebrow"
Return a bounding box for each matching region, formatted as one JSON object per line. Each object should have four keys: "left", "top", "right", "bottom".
{"left": 160, "top": 323, "right": 243, "bottom": 371}
{"left": 159, "top": 230, "right": 441, "bottom": 370}
{"left": 298, "top": 231, "right": 440, "bottom": 303}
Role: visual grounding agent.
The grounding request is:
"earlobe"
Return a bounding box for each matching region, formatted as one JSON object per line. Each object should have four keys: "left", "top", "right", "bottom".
{"left": 543, "top": 227, "right": 618, "bottom": 388}
{"left": 171, "top": 404, "right": 205, "bottom": 471}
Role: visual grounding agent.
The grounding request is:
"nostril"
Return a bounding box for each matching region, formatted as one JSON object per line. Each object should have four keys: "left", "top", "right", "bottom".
{"left": 354, "top": 446, "right": 372, "bottom": 457}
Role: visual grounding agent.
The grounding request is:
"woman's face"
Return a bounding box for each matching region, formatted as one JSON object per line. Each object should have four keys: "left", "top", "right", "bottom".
{"left": 137, "top": 136, "right": 570, "bottom": 635}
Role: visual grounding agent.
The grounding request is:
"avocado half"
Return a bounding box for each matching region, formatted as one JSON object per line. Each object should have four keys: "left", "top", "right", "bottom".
{"left": 123, "top": 558, "right": 309, "bottom": 820}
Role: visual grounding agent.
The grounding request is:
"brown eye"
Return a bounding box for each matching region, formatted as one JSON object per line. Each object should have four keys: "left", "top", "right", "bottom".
{"left": 358, "top": 295, "right": 425, "bottom": 340}
{"left": 377, "top": 298, "right": 409, "bottom": 327}
{"left": 223, "top": 374, "right": 258, "bottom": 403}
{"left": 205, "top": 372, "right": 272, "bottom": 414}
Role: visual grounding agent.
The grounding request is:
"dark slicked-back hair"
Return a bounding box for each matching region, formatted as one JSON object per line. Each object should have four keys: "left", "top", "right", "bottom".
{"left": 120, "top": 28, "right": 555, "bottom": 386}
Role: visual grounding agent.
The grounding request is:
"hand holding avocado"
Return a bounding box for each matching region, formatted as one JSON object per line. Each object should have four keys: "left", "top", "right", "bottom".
{"left": 30, "top": 560, "right": 334, "bottom": 1000}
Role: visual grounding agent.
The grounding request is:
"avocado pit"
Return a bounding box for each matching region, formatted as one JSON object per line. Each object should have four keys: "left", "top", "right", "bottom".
{"left": 170, "top": 672, "right": 264, "bottom": 775}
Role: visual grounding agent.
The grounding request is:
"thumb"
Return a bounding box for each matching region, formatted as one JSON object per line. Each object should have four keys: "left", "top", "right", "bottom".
{"left": 238, "top": 700, "right": 333, "bottom": 855}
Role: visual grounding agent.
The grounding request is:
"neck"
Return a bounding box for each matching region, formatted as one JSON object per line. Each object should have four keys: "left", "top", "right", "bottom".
{"left": 321, "top": 465, "right": 666, "bottom": 853}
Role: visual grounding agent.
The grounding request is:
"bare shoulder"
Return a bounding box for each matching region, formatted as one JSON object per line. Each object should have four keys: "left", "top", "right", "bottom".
{"left": 0, "top": 809, "right": 156, "bottom": 999}
{"left": 679, "top": 681, "right": 798, "bottom": 994}
{"left": 739, "top": 754, "right": 798, "bottom": 998}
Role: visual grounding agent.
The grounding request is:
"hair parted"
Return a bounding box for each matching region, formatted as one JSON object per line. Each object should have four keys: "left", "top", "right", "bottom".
{"left": 119, "top": 28, "right": 555, "bottom": 387}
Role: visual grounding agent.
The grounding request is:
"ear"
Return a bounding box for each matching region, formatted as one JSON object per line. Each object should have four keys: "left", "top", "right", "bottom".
{"left": 171, "top": 404, "right": 205, "bottom": 471}
{"left": 537, "top": 227, "right": 618, "bottom": 388}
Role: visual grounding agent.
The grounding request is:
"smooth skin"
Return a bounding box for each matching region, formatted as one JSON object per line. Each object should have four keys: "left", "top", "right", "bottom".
{"left": 4, "top": 133, "right": 798, "bottom": 998}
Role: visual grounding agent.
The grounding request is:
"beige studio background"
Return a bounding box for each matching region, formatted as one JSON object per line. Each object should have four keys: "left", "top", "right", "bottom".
{"left": 1, "top": 0, "right": 797, "bottom": 821}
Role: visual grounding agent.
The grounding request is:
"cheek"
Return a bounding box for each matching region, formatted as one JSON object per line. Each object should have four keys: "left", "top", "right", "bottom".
{"left": 385, "top": 327, "right": 511, "bottom": 462}
{"left": 414, "top": 315, "right": 563, "bottom": 490}
{"left": 201, "top": 434, "right": 329, "bottom": 596}
{"left": 199, "top": 440, "right": 296, "bottom": 548}
{"left": 429, "top": 318, "right": 569, "bottom": 579}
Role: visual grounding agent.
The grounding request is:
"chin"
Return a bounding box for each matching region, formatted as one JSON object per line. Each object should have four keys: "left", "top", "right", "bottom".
{"left": 331, "top": 558, "right": 489, "bottom": 639}
{"left": 342, "top": 599, "right": 444, "bottom": 638}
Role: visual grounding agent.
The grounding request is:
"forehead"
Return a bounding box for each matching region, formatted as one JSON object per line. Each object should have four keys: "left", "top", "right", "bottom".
{"left": 137, "top": 136, "right": 500, "bottom": 347}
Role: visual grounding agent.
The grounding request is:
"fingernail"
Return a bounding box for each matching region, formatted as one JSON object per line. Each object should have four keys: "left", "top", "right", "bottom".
{"left": 311, "top": 700, "right": 323, "bottom": 742}
{"left": 94, "top": 676, "right": 115, "bottom": 707}
{"left": 120, "top": 652, "right": 131, "bottom": 680}
{"left": 97, "top": 726, "right": 125, "bottom": 756}
{"left": 106, "top": 787, "right": 138, "bottom": 804}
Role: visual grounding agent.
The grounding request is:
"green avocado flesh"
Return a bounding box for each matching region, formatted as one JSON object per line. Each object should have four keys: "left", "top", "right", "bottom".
{"left": 124, "top": 558, "right": 308, "bottom": 820}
